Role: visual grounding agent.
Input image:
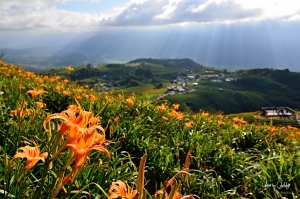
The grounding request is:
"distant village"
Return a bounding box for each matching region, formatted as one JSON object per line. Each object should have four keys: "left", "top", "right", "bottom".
{"left": 165, "top": 71, "right": 237, "bottom": 95}
{"left": 88, "top": 61, "right": 239, "bottom": 94}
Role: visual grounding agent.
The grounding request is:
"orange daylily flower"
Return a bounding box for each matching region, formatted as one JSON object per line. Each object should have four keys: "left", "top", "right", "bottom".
{"left": 35, "top": 101, "right": 46, "bottom": 108}
{"left": 82, "top": 94, "right": 89, "bottom": 99}
{"left": 233, "top": 124, "right": 239, "bottom": 129}
{"left": 10, "top": 108, "right": 31, "bottom": 118}
{"left": 55, "top": 76, "right": 61, "bottom": 80}
{"left": 63, "top": 90, "right": 71, "bottom": 96}
{"left": 172, "top": 103, "right": 180, "bottom": 111}
{"left": 26, "top": 88, "right": 48, "bottom": 98}
{"left": 118, "top": 94, "right": 124, "bottom": 101}
{"left": 74, "top": 94, "right": 81, "bottom": 100}
{"left": 218, "top": 120, "right": 225, "bottom": 126}
{"left": 168, "top": 110, "right": 184, "bottom": 120}
{"left": 66, "top": 130, "right": 110, "bottom": 169}
{"left": 44, "top": 106, "right": 105, "bottom": 155}
{"left": 125, "top": 97, "right": 135, "bottom": 106}
{"left": 36, "top": 78, "right": 44, "bottom": 84}
{"left": 185, "top": 121, "right": 194, "bottom": 129}
{"left": 109, "top": 180, "right": 137, "bottom": 199}
{"left": 68, "top": 105, "right": 81, "bottom": 113}
{"left": 44, "top": 106, "right": 102, "bottom": 137}
{"left": 76, "top": 88, "right": 83, "bottom": 93}
{"left": 60, "top": 132, "right": 109, "bottom": 187}
{"left": 232, "top": 117, "right": 247, "bottom": 125}
{"left": 55, "top": 85, "right": 63, "bottom": 91}
{"left": 201, "top": 112, "right": 209, "bottom": 117}
{"left": 288, "top": 133, "right": 296, "bottom": 140}
{"left": 157, "top": 104, "right": 166, "bottom": 113}
{"left": 287, "top": 125, "right": 298, "bottom": 130}
{"left": 89, "top": 94, "right": 98, "bottom": 102}
{"left": 12, "top": 145, "right": 48, "bottom": 171}
{"left": 66, "top": 66, "right": 74, "bottom": 72}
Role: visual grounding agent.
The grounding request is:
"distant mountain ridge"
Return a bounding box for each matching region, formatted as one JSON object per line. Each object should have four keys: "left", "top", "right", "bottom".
{"left": 128, "top": 58, "right": 204, "bottom": 68}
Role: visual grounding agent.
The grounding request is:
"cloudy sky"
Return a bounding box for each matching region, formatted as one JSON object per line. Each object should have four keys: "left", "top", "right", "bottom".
{"left": 1, "top": 0, "right": 299, "bottom": 31}
{"left": 1, "top": 0, "right": 300, "bottom": 70}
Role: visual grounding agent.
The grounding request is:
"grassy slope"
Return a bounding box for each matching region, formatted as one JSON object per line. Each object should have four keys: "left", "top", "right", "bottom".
{"left": 1, "top": 60, "right": 300, "bottom": 199}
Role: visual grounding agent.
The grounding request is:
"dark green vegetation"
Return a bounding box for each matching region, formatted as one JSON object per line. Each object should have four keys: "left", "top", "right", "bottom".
{"left": 165, "top": 68, "right": 300, "bottom": 114}
{"left": 128, "top": 58, "right": 204, "bottom": 68}
{"left": 42, "top": 59, "right": 300, "bottom": 116}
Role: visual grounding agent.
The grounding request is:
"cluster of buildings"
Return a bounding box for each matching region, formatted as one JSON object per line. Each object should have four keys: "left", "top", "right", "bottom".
{"left": 166, "top": 85, "right": 188, "bottom": 94}
{"left": 167, "top": 73, "right": 200, "bottom": 94}
{"left": 173, "top": 74, "right": 199, "bottom": 83}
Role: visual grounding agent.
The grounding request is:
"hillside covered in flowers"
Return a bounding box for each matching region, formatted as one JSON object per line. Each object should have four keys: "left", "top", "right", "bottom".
{"left": 0, "top": 60, "right": 299, "bottom": 199}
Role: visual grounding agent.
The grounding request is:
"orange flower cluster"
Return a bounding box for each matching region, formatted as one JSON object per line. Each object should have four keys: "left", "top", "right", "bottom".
{"left": 63, "top": 90, "right": 71, "bottom": 96}
{"left": 172, "top": 103, "right": 180, "bottom": 111}
{"left": 233, "top": 124, "right": 240, "bottom": 129}
{"left": 286, "top": 125, "right": 298, "bottom": 131}
{"left": 44, "top": 105, "right": 110, "bottom": 169}
{"left": 268, "top": 126, "right": 278, "bottom": 133}
{"left": 232, "top": 117, "right": 247, "bottom": 125}
{"left": 185, "top": 121, "right": 194, "bottom": 129}
{"left": 157, "top": 104, "right": 166, "bottom": 113}
{"left": 66, "top": 66, "right": 74, "bottom": 72}
{"left": 287, "top": 132, "right": 300, "bottom": 140}
{"left": 168, "top": 110, "right": 184, "bottom": 120}
{"left": 10, "top": 108, "right": 31, "bottom": 118}
{"left": 1, "top": 61, "right": 103, "bottom": 105}
{"left": 35, "top": 101, "right": 46, "bottom": 109}
{"left": 37, "top": 105, "right": 111, "bottom": 197}
{"left": 26, "top": 88, "right": 48, "bottom": 99}
{"left": 49, "top": 75, "right": 61, "bottom": 83}
{"left": 218, "top": 120, "right": 225, "bottom": 126}
{"left": 126, "top": 97, "right": 135, "bottom": 106}
{"left": 103, "top": 92, "right": 114, "bottom": 103}
{"left": 55, "top": 85, "right": 63, "bottom": 92}
{"left": 201, "top": 112, "right": 209, "bottom": 117}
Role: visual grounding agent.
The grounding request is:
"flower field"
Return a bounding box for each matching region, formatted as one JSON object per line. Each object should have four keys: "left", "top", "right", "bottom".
{"left": 0, "top": 60, "right": 299, "bottom": 199}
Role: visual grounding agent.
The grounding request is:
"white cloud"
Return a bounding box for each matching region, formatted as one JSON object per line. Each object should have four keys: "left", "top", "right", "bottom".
{"left": 0, "top": 0, "right": 105, "bottom": 31}
{"left": 233, "top": 0, "right": 300, "bottom": 18}
{"left": 0, "top": 0, "right": 299, "bottom": 33}
{"left": 154, "top": 0, "right": 262, "bottom": 23}
{"left": 102, "top": 0, "right": 168, "bottom": 26}
{"left": 103, "top": 0, "right": 263, "bottom": 26}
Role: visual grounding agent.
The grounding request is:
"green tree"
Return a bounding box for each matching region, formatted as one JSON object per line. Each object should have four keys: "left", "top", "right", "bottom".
{"left": 144, "top": 68, "right": 153, "bottom": 78}
{"left": 128, "top": 79, "right": 139, "bottom": 87}
{"left": 155, "top": 82, "right": 163, "bottom": 89}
